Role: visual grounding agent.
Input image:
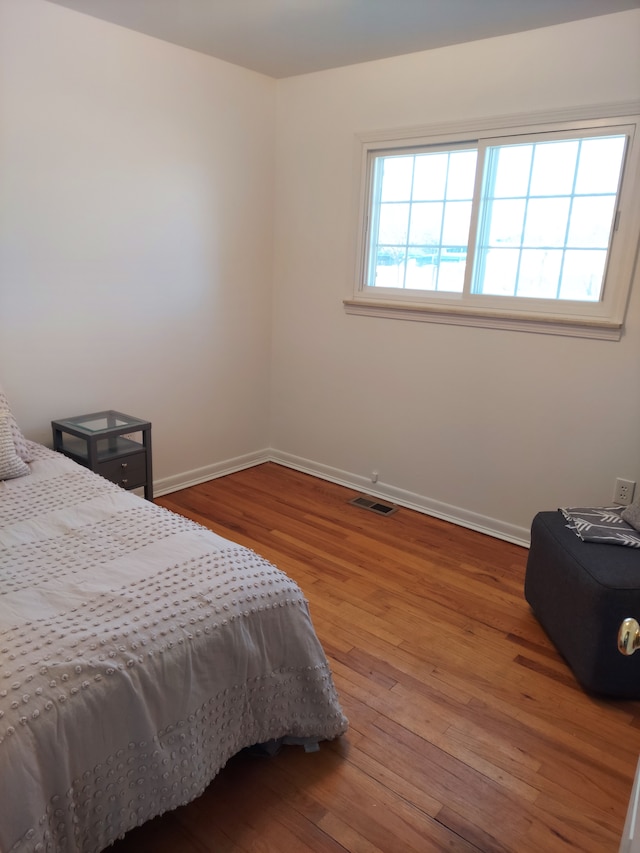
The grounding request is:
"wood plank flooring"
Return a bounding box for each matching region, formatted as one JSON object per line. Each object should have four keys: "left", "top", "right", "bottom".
{"left": 109, "top": 462, "right": 640, "bottom": 852}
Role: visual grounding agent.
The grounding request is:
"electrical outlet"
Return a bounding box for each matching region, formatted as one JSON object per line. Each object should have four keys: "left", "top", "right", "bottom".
{"left": 613, "top": 478, "right": 636, "bottom": 506}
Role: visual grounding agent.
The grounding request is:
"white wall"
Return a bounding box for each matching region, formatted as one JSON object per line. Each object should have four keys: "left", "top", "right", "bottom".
{"left": 271, "top": 11, "right": 640, "bottom": 543}
{"left": 0, "top": 0, "right": 275, "bottom": 487}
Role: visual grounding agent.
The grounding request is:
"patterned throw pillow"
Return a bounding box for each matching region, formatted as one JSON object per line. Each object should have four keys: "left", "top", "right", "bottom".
{"left": 0, "top": 383, "right": 34, "bottom": 463}
{"left": 622, "top": 498, "right": 640, "bottom": 533}
{"left": 0, "top": 413, "right": 30, "bottom": 480}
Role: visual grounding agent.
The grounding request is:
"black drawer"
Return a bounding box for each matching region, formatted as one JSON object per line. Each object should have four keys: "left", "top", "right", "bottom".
{"left": 96, "top": 452, "right": 147, "bottom": 490}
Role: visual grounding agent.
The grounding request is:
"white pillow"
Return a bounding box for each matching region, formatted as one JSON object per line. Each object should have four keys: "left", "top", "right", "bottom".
{"left": 0, "top": 382, "right": 34, "bottom": 463}
{"left": 0, "top": 413, "right": 30, "bottom": 480}
{"left": 622, "top": 497, "right": 640, "bottom": 533}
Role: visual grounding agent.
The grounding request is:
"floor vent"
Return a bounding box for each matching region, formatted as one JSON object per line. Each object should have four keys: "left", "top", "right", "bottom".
{"left": 349, "top": 496, "right": 398, "bottom": 516}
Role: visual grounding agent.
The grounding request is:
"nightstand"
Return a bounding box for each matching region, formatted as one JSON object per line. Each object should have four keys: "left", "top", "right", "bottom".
{"left": 52, "top": 410, "right": 153, "bottom": 500}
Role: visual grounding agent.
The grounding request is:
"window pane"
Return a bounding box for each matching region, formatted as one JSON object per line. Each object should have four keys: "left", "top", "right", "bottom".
{"left": 559, "top": 250, "right": 606, "bottom": 301}
{"left": 373, "top": 246, "right": 405, "bottom": 288}
{"left": 575, "top": 136, "right": 626, "bottom": 194}
{"left": 406, "top": 249, "right": 439, "bottom": 290}
{"left": 408, "top": 202, "right": 444, "bottom": 244}
{"left": 378, "top": 202, "right": 410, "bottom": 244}
{"left": 480, "top": 248, "right": 520, "bottom": 296}
{"left": 517, "top": 249, "right": 563, "bottom": 298}
{"left": 523, "top": 198, "right": 571, "bottom": 247}
{"left": 487, "top": 199, "right": 525, "bottom": 247}
{"left": 436, "top": 258, "right": 466, "bottom": 292}
{"left": 446, "top": 150, "right": 477, "bottom": 199}
{"left": 380, "top": 157, "right": 413, "bottom": 201}
{"left": 567, "top": 196, "right": 616, "bottom": 248}
{"left": 529, "top": 140, "right": 578, "bottom": 196}
{"left": 492, "top": 145, "right": 532, "bottom": 197}
{"left": 413, "top": 153, "right": 448, "bottom": 200}
{"left": 442, "top": 201, "right": 472, "bottom": 245}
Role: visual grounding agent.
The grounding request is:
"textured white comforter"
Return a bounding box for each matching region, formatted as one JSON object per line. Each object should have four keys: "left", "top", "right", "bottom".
{"left": 0, "top": 445, "right": 347, "bottom": 853}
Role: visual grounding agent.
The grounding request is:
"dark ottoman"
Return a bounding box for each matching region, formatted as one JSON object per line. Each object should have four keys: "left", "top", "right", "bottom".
{"left": 524, "top": 510, "right": 640, "bottom": 698}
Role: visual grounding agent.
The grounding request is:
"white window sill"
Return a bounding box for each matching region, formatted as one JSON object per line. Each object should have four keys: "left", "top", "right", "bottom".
{"left": 343, "top": 299, "right": 623, "bottom": 340}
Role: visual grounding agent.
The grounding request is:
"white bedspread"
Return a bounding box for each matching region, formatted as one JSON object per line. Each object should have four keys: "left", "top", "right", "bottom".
{"left": 0, "top": 445, "right": 347, "bottom": 853}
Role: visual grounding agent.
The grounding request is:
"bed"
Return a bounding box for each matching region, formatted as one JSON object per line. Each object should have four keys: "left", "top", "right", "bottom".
{"left": 0, "top": 397, "right": 347, "bottom": 853}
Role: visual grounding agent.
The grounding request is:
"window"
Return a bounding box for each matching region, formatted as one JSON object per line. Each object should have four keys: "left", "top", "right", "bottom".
{"left": 369, "top": 146, "right": 478, "bottom": 294}
{"left": 347, "top": 105, "right": 640, "bottom": 339}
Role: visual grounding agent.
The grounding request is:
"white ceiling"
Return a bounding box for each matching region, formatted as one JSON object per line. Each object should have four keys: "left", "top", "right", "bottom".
{"left": 45, "top": 0, "right": 640, "bottom": 79}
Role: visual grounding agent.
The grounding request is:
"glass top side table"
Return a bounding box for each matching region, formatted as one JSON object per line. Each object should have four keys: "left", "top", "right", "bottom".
{"left": 51, "top": 410, "right": 153, "bottom": 500}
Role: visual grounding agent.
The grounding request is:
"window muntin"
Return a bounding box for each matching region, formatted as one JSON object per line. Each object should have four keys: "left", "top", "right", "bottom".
{"left": 353, "top": 111, "right": 640, "bottom": 337}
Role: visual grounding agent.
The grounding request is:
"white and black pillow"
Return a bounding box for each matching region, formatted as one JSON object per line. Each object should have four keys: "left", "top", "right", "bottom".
{"left": 0, "top": 413, "right": 30, "bottom": 480}
{"left": 622, "top": 498, "right": 640, "bottom": 533}
{"left": 0, "top": 383, "right": 34, "bottom": 463}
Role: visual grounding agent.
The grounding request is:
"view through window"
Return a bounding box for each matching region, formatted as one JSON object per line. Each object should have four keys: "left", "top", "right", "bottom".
{"left": 367, "top": 132, "right": 626, "bottom": 304}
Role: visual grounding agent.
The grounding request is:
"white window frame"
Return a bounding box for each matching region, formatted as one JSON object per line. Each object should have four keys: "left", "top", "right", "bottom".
{"left": 345, "top": 102, "right": 640, "bottom": 340}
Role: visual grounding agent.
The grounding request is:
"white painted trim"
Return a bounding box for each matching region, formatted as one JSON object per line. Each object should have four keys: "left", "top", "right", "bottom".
{"left": 270, "top": 450, "right": 531, "bottom": 547}
{"left": 153, "top": 449, "right": 271, "bottom": 497}
{"left": 343, "top": 299, "right": 623, "bottom": 340}
{"left": 356, "top": 100, "right": 640, "bottom": 146}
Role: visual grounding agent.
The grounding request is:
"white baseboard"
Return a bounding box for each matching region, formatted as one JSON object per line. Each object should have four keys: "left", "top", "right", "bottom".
{"left": 153, "top": 449, "right": 271, "bottom": 497}
{"left": 270, "top": 450, "right": 530, "bottom": 548}
{"left": 154, "top": 447, "right": 531, "bottom": 547}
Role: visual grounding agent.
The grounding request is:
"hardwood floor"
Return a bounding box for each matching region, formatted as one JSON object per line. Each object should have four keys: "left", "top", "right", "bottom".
{"left": 109, "top": 463, "right": 640, "bottom": 852}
